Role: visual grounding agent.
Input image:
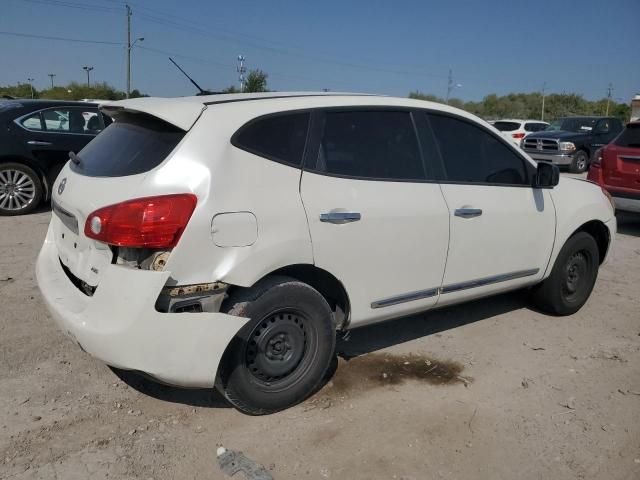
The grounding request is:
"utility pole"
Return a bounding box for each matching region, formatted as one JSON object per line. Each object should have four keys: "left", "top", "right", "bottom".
{"left": 606, "top": 83, "right": 613, "bottom": 116}
{"left": 237, "top": 55, "right": 246, "bottom": 92}
{"left": 446, "top": 69, "right": 453, "bottom": 104}
{"left": 82, "top": 66, "right": 94, "bottom": 88}
{"left": 541, "top": 81, "right": 547, "bottom": 121}
{"left": 48, "top": 73, "right": 56, "bottom": 89}
{"left": 125, "top": 5, "right": 143, "bottom": 99}
{"left": 27, "top": 78, "right": 34, "bottom": 98}
{"left": 126, "top": 4, "right": 132, "bottom": 98}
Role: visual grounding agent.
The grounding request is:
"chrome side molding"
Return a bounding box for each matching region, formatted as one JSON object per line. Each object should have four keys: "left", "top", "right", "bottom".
{"left": 371, "top": 287, "right": 439, "bottom": 309}
{"left": 440, "top": 268, "right": 540, "bottom": 294}
{"left": 370, "top": 268, "right": 540, "bottom": 309}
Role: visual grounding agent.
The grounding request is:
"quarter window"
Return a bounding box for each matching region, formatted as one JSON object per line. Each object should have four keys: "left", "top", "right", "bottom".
{"left": 20, "top": 112, "right": 43, "bottom": 130}
{"left": 233, "top": 112, "right": 310, "bottom": 166}
{"left": 428, "top": 113, "right": 528, "bottom": 185}
{"left": 315, "top": 111, "right": 425, "bottom": 181}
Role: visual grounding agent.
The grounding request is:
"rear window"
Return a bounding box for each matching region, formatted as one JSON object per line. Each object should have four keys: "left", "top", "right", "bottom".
{"left": 614, "top": 124, "right": 640, "bottom": 148}
{"left": 493, "top": 121, "right": 521, "bottom": 132}
{"left": 232, "top": 112, "right": 310, "bottom": 167}
{"left": 70, "top": 113, "right": 185, "bottom": 177}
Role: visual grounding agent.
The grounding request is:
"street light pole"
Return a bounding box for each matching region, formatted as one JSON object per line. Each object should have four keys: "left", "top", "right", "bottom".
{"left": 541, "top": 81, "right": 547, "bottom": 121}
{"left": 82, "top": 66, "right": 94, "bottom": 88}
{"left": 27, "top": 78, "right": 34, "bottom": 98}
{"left": 48, "top": 73, "right": 56, "bottom": 89}
{"left": 445, "top": 68, "right": 462, "bottom": 105}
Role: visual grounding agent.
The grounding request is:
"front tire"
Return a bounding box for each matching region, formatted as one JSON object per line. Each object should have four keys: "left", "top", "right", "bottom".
{"left": 530, "top": 232, "right": 599, "bottom": 315}
{"left": 217, "top": 276, "right": 336, "bottom": 415}
{"left": 570, "top": 150, "right": 589, "bottom": 174}
{"left": 0, "top": 162, "right": 43, "bottom": 216}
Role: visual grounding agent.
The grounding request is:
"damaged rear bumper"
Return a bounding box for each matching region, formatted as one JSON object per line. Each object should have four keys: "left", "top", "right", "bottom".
{"left": 35, "top": 224, "right": 247, "bottom": 388}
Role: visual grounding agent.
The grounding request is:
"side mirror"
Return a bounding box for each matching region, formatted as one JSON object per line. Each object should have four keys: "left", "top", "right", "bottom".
{"left": 534, "top": 161, "right": 559, "bottom": 188}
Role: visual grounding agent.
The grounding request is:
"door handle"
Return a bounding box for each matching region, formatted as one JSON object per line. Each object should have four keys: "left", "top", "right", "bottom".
{"left": 454, "top": 208, "right": 483, "bottom": 218}
{"left": 320, "top": 211, "right": 361, "bottom": 224}
{"left": 27, "top": 140, "right": 52, "bottom": 146}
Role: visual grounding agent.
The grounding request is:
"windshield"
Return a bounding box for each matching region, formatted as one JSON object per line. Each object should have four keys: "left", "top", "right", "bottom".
{"left": 546, "top": 117, "right": 597, "bottom": 133}
{"left": 614, "top": 124, "right": 640, "bottom": 148}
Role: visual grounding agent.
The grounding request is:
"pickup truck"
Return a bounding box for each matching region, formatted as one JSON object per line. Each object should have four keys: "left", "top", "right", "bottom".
{"left": 521, "top": 116, "right": 624, "bottom": 173}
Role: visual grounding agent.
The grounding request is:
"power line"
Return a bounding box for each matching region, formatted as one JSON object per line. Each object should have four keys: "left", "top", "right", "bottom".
{"left": 24, "top": 0, "right": 447, "bottom": 80}
{"left": 0, "top": 30, "right": 123, "bottom": 45}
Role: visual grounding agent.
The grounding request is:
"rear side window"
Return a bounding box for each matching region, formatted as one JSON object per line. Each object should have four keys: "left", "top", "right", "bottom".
{"left": 314, "top": 110, "right": 425, "bottom": 181}
{"left": 428, "top": 113, "right": 528, "bottom": 185}
{"left": 614, "top": 124, "right": 640, "bottom": 148}
{"left": 233, "top": 112, "right": 310, "bottom": 166}
{"left": 70, "top": 113, "right": 185, "bottom": 177}
{"left": 493, "top": 121, "right": 520, "bottom": 132}
{"left": 524, "top": 122, "right": 547, "bottom": 132}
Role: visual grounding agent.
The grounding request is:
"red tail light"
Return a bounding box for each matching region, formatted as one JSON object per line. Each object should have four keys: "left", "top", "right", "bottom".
{"left": 512, "top": 132, "right": 526, "bottom": 139}
{"left": 84, "top": 194, "right": 197, "bottom": 248}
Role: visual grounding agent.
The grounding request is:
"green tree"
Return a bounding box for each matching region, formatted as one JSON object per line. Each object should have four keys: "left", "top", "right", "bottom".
{"left": 244, "top": 69, "right": 268, "bottom": 93}
{"left": 0, "top": 83, "right": 37, "bottom": 99}
{"left": 221, "top": 85, "right": 240, "bottom": 94}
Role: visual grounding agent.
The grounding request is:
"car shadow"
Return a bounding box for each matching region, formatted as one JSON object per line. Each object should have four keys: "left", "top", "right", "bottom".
{"left": 336, "top": 290, "right": 530, "bottom": 359}
{"left": 112, "top": 290, "right": 531, "bottom": 410}
{"left": 110, "top": 367, "right": 231, "bottom": 408}
{"left": 616, "top": 211, "right": 640, "bottom": 237}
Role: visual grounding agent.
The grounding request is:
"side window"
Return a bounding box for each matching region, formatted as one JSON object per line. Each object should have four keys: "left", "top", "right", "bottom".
{"left": 233, "top": 112, "right": 310, "bottom": 166}
{"left": 428, "top": 113, "right": 528, "bottom": 185}
{"left": 20, "top": 112, "right": 43, "bottom": 130}
{"left": 42, "top": 108, "right": 101, "bottom": 134}
{"left": 316, "top": 111, "right": 425, "bottom": 181}
{"left": 525, "top": 122, "right": 546, "bottom": 132}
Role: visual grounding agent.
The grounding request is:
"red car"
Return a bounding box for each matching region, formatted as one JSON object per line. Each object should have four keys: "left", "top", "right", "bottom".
{"left": 588, "top": 122, "right": 640, "bottom": 213}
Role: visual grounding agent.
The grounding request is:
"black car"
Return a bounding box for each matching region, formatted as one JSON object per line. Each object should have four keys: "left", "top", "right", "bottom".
{"left": 521, "top": 116, "right": 624, "bottom": 173}
{"left": 0, "top": 99, "right": 111, "bottom": 215}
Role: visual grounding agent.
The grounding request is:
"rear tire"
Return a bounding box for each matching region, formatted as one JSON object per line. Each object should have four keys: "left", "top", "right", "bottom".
{"left": 570, "top": 150, "right": 589, "bottom": 174}
{"left": 0, "top": 162, "right": 43, "bottom": 216}
{"left": 217, "top": 276, "right": 336, "bottom": 415}
{"left": 530, "top": 232, "right": 599, "bottom": 315}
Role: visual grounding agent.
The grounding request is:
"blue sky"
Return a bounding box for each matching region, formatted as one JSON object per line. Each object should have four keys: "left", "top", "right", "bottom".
{"left": 2, "top": 0, "right": 639, "bottom": 101}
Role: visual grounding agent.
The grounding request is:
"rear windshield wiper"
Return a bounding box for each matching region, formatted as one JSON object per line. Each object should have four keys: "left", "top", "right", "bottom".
{"left": 69, "top": 151, "right": 82, "bottom": 166}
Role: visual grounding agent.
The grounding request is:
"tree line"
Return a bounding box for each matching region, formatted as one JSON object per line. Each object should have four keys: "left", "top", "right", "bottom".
{"left": 2, "top": 75, "right": 631, "bottom": 123}
{"left": 409, "top": 91, "right": 631, "bottom": 122}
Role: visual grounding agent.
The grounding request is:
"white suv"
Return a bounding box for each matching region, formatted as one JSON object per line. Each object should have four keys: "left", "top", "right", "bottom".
{"left": 36, "top": 92, "right": 616, "bottom": 414}
{"left": 493, "top": 119, "right": 549, "bottom": 145}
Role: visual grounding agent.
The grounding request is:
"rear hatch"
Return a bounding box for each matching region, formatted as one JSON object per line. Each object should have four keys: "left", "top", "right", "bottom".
{"left": 602, "top": 123, "right": 640, "bottom": 192}
{"left": 51, "top": 105, "right": 195, "bottom": 287}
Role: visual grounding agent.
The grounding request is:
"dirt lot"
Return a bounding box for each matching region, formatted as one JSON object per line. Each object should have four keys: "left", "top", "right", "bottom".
{"left": 1, "top": 201, "right": 639, "bottom": 479}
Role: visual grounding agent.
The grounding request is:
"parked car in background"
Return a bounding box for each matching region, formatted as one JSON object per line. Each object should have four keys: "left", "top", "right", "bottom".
{"left": 37, "top": 92, "right": 615, "bottom": 415}
{"left": 493, "top": 119, "right": 548, "bottom": 145}
{"left": 0, "top": 99, "right": 111, "bottom": 216}
{"left": 588, "top": 122, "right": 640, "bottom": 212}
{"left": 521, "top": 116, "right": 624, "bottom": 173}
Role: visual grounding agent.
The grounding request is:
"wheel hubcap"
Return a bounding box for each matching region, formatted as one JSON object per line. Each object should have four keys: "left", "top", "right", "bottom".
{"left": 563, "top": 251, "right": 588, "bottom": 298}
{"left": 0, "top": 169, "right": 36, "bottom": 211}
{"left": 246, "top": 311, "right": 308, "bottom": 382}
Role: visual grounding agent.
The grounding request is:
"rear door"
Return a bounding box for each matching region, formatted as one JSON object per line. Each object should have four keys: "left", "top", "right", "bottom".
{"left": 603, "top": 123, "right": 640, "bottom": 192}
{"left": 300, "top": 109, "right": 450, "bottom": 326}
{"left": 422, "top": 112, "right": 555, "bottom": 306}
{"left": 16, "top": 105, "right": 103, "bottom": 182}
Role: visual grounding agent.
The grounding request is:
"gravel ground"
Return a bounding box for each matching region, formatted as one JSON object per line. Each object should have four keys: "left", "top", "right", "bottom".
{"left": 1, "top": 199, "right": 639, "bottom": 479}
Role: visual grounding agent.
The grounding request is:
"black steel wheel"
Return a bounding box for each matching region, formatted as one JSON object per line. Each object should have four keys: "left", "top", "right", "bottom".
{"left": 217, "top": 276, "right": 336, "bottom": 415}
{"left": 530, "top": 232, "right": 600, "bottom": 315}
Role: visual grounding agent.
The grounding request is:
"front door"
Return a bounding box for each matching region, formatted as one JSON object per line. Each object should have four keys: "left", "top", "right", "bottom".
{"left": 300, "top": 109, "right": 450, "bottom": 326}
{"left": 421, "top": 112, "right": 556, "bottom": 306}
